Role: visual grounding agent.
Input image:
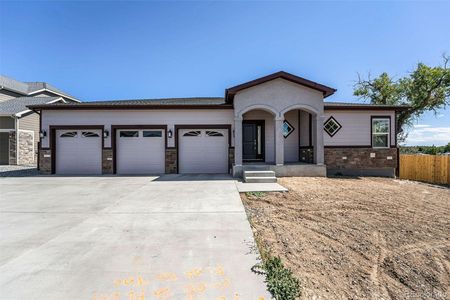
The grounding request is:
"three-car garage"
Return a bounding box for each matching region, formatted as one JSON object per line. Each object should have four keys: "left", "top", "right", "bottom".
{"left": 51, "top": 125, "right": 230, "bottom": 175}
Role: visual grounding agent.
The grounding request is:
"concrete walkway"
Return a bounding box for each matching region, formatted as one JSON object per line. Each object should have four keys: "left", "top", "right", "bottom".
{"left": 0, "top": 175, "right": 270, "bottom": 300}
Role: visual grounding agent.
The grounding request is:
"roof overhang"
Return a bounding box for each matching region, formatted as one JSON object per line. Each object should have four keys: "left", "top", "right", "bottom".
{"left": 324, "top": 104, "right": 411, "bottom": 111}
{"left": 225, "top": 71, "right": 336, "bottom": 103}
{"left": 27, "top": 104, "right": 234, "bottom": 110}
{"left": 27, "top": 89, "right": 81, "bottom": 102}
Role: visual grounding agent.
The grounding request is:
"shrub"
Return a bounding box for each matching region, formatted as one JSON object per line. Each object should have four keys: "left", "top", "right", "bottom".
{"left": 262, "top": 256, "right": 301, "bottom": 300}
{"left": 245, "top": 191, "right": 266, "bottom": 198}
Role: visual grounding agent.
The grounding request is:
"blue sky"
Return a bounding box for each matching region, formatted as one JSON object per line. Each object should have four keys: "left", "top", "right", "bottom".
{"left": 0, "top": 1, "right": 448, "bottom": 146}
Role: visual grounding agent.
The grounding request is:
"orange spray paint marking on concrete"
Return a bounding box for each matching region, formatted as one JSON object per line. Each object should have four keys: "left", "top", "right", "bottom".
{"left": 185, "top": 282, "right": 207, "bottom": 300}
{"left": 185, "top": 268, "right": 203, "bottom": 279}
{"left": 153, "top": 287, "right": 172, "bottom": 300}
{"left": 128, "top": 290, "right": 145, "bottom": 300}
{"left": 213, "top": 264, "right": 225, "bottom": 276}
{"left": 154, "top": 272, "right": 178, "bottom": 281}
{"left": 210, "top": 278, "right": 231, "bottom": 290}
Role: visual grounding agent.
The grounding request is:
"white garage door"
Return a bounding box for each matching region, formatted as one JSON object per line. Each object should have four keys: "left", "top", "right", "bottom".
{"left": 116, "top": 129, "right": 165, "bottom": 174}
{"left": 56, "top": 129, "right": 102, "bottom": 175}
{"left": 179, "top": 129, "right": 228, "bottom": 174}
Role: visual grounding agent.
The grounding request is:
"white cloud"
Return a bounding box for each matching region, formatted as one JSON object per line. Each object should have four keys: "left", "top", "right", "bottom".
{"left": 405, "top": 126, "right": 450, "bottom": 146}
{"left": 413, "top": 124, "right": 431, "bottom": 128}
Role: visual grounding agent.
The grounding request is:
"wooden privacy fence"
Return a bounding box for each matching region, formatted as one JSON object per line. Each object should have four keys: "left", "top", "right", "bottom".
{"left": 400, "top": 154, "right": 450, "bottom": 184}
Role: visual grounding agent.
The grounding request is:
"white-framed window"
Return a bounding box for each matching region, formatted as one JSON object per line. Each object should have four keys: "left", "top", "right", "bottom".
{"left": 372, "top": 117, "right": 390, "bottom": 148}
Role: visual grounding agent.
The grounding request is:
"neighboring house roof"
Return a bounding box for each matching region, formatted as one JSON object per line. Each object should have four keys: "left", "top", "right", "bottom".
{"left": 27, "top": 97, "right": 409, "bottom": 111}
{"left": 0, "top": 75, "right": 80, "bottom": 102}
{"left": 0, "top": 96, "right": 63, "bottom": 117}
{"left": 225, "top": 71, "right": 337, "bottom": 103}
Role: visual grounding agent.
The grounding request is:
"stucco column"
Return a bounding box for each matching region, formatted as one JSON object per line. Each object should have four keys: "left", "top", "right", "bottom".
{"left": 314, "top": 114, "right": 325, "bottom": 165}
{"left": 275, "top": 116, "right": 284, "bottom": 165}
{"left": 234, "top": 117, "right": 243, "bottom": 166}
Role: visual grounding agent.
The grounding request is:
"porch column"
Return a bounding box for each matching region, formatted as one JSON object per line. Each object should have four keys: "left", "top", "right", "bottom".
{"left": 234, "top": 117, "right": 243, "bottom": 166}
{"left": 275, "top": 116, "right": 284, "bottom": 165}
{"left": 314, "top": 114, "right": 325, "bottom": 165}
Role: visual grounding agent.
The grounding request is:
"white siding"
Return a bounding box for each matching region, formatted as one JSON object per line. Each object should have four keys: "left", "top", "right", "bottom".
{"left": 0, "top": 90, "right": 21, "bottom": 102}
{"left": 41, "top": 109, "right": 234, "bottom": 148}
{"left": 324, "top": 110, "right": 396, "bottom": 146}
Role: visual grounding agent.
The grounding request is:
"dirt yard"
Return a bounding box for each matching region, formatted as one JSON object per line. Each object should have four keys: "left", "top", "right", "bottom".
{"left": 241, "top": 177, "right": 450, "bottom": 300}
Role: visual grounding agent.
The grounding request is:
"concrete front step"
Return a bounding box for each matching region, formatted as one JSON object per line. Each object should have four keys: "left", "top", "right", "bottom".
{"left": 245, "top": 176, "right": 277, "bottom": 183}
{"left": 244, "top": 170, "right": 276, "bottom": 178}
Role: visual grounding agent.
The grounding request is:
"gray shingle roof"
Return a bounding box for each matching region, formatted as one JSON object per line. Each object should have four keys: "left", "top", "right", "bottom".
{"left": 0, "top": 97, "right": 61, "bottom": 115}
{"left": 0, "top": 75, "right": 30, "bottom": 94}
{"left": 324, "top": 101, "right": 410, "bottom": 109}
{"left": 27, "top": 98, "right": 408, "bottom": 110}
{"left": 29, "top": 97, "right": 227, "bottom": 108}
{"left": 0, "top": 75, "right": 79, "bottom": 101}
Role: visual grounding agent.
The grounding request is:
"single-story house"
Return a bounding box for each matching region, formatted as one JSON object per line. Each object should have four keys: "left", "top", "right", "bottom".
{"left": 29, "top": 71, "right": 407, "bottom": 177}
{"left": 0, "top": 75, "right": 80, "bottom": 165}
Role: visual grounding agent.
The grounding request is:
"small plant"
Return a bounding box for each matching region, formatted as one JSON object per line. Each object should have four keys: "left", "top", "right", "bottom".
{"left": 257, "top": 256, "right": 301, "bottom": 300}
{"left": 245, "top": 191, "right": 266, "bottom": 198}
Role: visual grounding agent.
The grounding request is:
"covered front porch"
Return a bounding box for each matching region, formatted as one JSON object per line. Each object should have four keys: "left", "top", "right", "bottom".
{"left": 232, "top": 106, "right": 326, "bottom": 177}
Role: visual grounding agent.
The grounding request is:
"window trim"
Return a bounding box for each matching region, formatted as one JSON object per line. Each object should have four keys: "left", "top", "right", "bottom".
{"left": 323, "top": 116, "right": 342, "bottom": 137}
{"left": 371, "top": 116, "right": 391, "bottom": 149}
{"left": 282, "top": 120, "right": 295, "bottom": 138}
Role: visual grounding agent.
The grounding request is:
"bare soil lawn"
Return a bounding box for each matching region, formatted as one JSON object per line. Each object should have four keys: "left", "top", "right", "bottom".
{"left": 241, "top": 177, "right": 450, "bottom": 300}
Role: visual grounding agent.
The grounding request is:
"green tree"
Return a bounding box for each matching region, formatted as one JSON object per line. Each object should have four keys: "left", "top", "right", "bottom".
{"left": 354, "top": 55, "right": 450, "bottom": 141}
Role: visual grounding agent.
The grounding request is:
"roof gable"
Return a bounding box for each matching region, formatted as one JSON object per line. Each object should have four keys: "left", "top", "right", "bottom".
{"left": 225, "top": 71, "right": 336, "bottom": 103}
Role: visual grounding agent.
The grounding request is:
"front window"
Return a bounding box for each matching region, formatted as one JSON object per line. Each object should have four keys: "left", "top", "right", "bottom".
{"left": 372, "top": 118, "right": 390, "bottom": 148}
{"left": 282, "top": 120, "right": 295, "bottom": 138}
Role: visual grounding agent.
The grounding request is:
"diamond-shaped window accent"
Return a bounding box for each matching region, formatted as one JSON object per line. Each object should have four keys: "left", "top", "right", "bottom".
{"left": 324, "top": 116, "right": 342, "bottom": 137}
{"left": 283, "top": 120, "right": 295, "bottom": 138}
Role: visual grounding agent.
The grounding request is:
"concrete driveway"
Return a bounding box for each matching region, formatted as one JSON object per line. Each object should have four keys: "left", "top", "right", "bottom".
{"left": 0, "top": 175, "right": 270, "bottom": 300}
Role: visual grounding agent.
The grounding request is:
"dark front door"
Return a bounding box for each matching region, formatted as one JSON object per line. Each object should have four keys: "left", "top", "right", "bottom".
{"left": 243, "top": 120, "right": 264, "bottom": 161}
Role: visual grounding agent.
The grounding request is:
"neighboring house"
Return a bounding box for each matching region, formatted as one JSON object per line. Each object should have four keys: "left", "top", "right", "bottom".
{"left": 0, "top": 75, "right": 80, "bottom": 165}
{"left": 29, "top": 71, "right": 408, "bottom": 177}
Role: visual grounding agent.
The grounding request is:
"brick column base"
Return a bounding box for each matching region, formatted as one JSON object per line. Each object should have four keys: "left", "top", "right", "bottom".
{"left": 165, "top": 148, "right": 177, "bottom": 174}
{"left": 39, "top": 148, "right": 52, "bottom": 174}
{"left": 228, "top": 147, "right": 235, "bottom": 172}
{"left": 102, "top": 148, "right": 113, "bottom": 174}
